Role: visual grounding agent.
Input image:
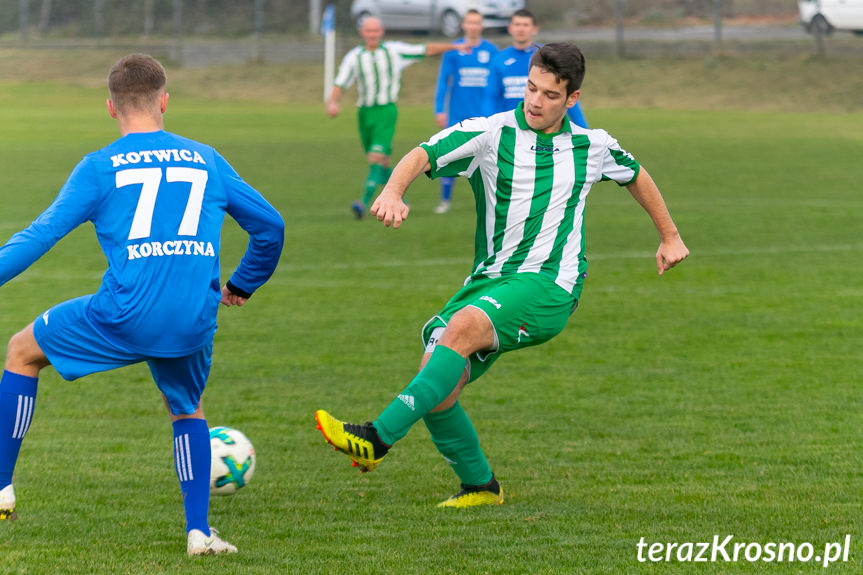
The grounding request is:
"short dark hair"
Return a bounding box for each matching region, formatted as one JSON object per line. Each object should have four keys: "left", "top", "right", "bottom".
{"left": 529, "top": 43, "right": 585, "bottom": 96}
{"left": 464, "top": 8, "right": 481, "bottom": 18}
{"left": 511, "top": 8, "right": 536, "bottom": 25}
{"left": 108, "top": 53, "right": 167, "bottom": 115}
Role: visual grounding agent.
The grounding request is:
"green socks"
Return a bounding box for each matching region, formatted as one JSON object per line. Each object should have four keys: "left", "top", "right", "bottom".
{"left": 424, "top": 402, "right": 493, "bottom": 487}
{"left": 372, "top": 345, "right": 492, "bottom": 487}
{"left": 373, "top": 345, "right": 466, "bottom": 446}
{"left": 362, "top": 164, "right": 386, "bottom": 205}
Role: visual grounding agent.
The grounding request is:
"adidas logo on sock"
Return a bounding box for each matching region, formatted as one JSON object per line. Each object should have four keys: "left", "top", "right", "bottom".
{"left": 398, "top": 394, "right": 415, "bottom": 411}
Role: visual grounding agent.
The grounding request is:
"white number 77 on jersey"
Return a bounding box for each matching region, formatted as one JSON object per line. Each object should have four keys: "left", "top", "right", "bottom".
{"left": 116, "top": 167, "right": 208, "bottom": 240}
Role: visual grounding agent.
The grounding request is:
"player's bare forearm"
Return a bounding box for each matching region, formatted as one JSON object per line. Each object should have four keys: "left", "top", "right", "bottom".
{"left": 425, "top": 43, "right": 461, "bottom": 56}
{"left": 626, "top": 168, "right": 678, "bottom": 240}
{"left": 388, "top": 146, "right": 431, "bottom": 194}
{"left": 625, "top": 168, "right": 690, "bottom": 274}
{"left": 326, "top": 86, "right": 342, "bottom": 118}
{"left": 370, "top": 147, "right": 431, "bottom": 228}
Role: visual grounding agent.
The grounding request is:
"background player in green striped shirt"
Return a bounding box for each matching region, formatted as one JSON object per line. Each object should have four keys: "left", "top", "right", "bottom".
{"left": 326, "top": 17, "right": 459, "bottom": 219}
{"left": 316, "top": 43, "right": 689, "bottom": 507}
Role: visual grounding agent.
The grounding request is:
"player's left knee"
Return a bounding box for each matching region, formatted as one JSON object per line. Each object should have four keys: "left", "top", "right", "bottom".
{"left": 440, "top": 308, "right": 495, "bottom": 355}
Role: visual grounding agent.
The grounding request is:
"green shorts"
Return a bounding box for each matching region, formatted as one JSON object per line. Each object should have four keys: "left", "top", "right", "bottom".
{"left": 421, "top": 274, "right": 578, "bottom": 383}
{"left": 358, "top": 103, "right": 398, "bottom": 156}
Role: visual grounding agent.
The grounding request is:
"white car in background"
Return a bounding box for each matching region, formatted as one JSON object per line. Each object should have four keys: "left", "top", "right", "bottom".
{"left": 798, "top": 0, "right": 863, "bottom": 35}
{"left": 351, "top": 0, "right": 525, "bottom": 37}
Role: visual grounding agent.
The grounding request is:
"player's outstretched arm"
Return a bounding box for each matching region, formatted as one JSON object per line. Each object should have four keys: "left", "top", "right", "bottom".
{"left": 625, "top": 167, "right": 689, "bottom": 275}
{"left": 370, "top": 147, "right": 431, "bottom": 229}
{"left": 0, "top": 159, "right": 99, "bottom": 287}
{"left": 425, "top": 43, "right": 461, "bottom": 57}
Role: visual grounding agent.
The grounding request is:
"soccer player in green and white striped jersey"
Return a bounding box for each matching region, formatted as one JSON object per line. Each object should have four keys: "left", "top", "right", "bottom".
{"left": 326, "top": 17, "right": 458, "bottom": 219}
{"left": 316, "top": 43, "right": 689, "bottom": 507}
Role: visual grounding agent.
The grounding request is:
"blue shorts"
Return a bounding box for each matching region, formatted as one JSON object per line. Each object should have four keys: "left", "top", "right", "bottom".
{"left": 33, "top": 295, "right": 212, "bottom": 416}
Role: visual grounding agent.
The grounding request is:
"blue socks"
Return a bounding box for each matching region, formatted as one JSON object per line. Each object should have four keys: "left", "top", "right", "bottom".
{"left": 440, "top": 177, "right": 455, "bottom": 202}
{"left": 2, "top": 370, "right": 212, "bottom": 534}
{"left": 172, "top": 418, "right": 211, "bottom": 535}
{"left": 0, "top": 370, "right": 38, "bottom": 490}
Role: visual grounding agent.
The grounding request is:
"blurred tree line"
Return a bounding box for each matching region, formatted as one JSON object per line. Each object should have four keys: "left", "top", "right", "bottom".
{"left": 1, "top": 0, "right": 797, "bottom": 37}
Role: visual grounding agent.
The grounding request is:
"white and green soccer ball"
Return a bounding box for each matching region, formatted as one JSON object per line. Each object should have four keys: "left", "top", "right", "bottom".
{"left": 209, "top": 426, "right": 256, "bottom": 496}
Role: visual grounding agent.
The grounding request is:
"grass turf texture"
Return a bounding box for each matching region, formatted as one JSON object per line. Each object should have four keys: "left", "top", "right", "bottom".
{"left": 0, "top": 55, "right": 862, "bottom": 573}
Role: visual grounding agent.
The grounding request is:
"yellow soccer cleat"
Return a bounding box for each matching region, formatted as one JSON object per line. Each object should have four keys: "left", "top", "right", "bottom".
{"left": 315, "top": 410, "right": 389, "bottom": 473}
{"left": 437, "top": 476, "right": 504, "bottom": 508}
{"left": 0, "top": 484, "right": 17, "bottom": 522}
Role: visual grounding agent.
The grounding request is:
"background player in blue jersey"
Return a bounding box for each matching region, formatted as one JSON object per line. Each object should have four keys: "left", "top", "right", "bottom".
{"left": 0, "top": 54, "right": 284, "bottom": 555}
{"left": 432, "top": 9, "right": 498, "bottom": 214}
{"left": 484, "top": 9, "right": 588, "bottom": 128}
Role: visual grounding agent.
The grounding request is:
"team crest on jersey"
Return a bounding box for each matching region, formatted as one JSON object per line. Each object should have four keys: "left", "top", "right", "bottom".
{"left": 477, "top": 50, "right": 490, "bottom": 64}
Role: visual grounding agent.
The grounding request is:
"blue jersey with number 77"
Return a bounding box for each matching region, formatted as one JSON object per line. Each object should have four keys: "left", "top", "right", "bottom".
{"left": 0, "top": 130, "right": 284, "bottom": 356}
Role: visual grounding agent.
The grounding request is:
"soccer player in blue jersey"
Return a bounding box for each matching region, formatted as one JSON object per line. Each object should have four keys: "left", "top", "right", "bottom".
{"left": 0, "top": 54, "right": 284, "bottom": 555}
{"left": 432, "top": 9, "right": 498, "bottom": 214}
{"left": 484, "top": 9, "right": 588, "bottom": 128}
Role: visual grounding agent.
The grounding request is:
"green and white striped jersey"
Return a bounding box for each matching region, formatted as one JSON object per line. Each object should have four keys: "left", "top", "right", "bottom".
{"left": 334, "top": 41, "right": 427, "bottom": 107}
{"left": 420, "top": 103, "right": 640, "bottom": 296}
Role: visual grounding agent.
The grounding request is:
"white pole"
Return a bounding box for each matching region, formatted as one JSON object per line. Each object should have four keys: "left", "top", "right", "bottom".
{"left": 324, "top": 30, "right": 335, "bottom": 102}
{"left": 321, "top": 4, "right": 336, "bottom": 102}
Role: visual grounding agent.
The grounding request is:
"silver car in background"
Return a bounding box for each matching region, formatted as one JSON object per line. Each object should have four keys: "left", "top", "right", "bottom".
{"left": 351, "top": 0, "right": 525, "bottom": 37}
{"left": 798, "top": 0, "right": 863, "bottom": 35}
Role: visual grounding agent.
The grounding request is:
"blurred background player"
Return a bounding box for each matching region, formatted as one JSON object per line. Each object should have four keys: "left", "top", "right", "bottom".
{"left": 316, "top": 43, "right": 688, "bottom": 507}
{"left": 326, "top": 17, "right": 459, "bottom": 219}
{"left": 0, "top": 54, "right": 284, "bottom": 555}
{"left": 484, "top": 9, "right": 588, "bottom": 128}
{"left": 432, "top": 9, "right": 498, "bottom": 214}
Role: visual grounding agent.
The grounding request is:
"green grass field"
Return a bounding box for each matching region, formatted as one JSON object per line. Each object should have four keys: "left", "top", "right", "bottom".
{"left": 0, "top": 52, "right": 862, "bottom": 574}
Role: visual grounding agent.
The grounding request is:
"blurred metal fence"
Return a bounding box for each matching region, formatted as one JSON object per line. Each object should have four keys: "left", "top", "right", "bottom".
{"left": 2, "top": 0, "right": 800, "bottom": 37}
{"left": 1, "top": 0, "right": 855, "bottom": 65}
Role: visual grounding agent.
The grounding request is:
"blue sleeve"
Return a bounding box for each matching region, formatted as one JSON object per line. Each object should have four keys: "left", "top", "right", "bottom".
{"left": 0, "top": 158, "right": 100, "bottom": 287}
{"left": 483, "top": 59, "right": 502, "bottom": 117}
{"left": 214, "top": 153, "right": 285, "bottom": 296}
{"left": 434, "top": 52, "right": 455, "bottom": 116}
{"left": 567, "top": 101, "right": 588, "bottom": 129}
